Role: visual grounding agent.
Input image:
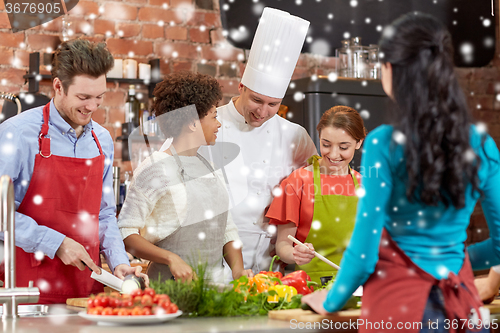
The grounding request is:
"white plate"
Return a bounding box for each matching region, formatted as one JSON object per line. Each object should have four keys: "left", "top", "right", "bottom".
{"left": 78, "top": 310, "right": 182, "bottom": 325}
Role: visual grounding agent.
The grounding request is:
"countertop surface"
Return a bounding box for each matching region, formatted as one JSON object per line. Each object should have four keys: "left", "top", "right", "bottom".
{"left": 1, "top": 305, "right": 331, "bottom": 333}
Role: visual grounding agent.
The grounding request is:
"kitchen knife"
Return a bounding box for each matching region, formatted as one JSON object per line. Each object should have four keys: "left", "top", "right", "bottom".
{"left": 90, "top": 269, "right": 123, "bottom": 292}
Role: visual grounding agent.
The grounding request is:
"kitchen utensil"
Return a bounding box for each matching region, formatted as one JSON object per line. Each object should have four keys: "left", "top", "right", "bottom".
{"left": 320, "top": 276, "right": 333, "bottom": 286}
{"left": 90, "top": 269, "right": 123, "bottom": 292}
{"left": 287, "top": 235, "right": 340, "bottom": 270}
{"left": 121, "top": 274, "right": 145, "bottom": 294}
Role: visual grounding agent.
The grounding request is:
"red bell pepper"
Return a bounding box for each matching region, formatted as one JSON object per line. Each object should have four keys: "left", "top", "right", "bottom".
{"left": 281, "top": 270, "right": 316, "bottom": 295}
{"left": 258, "top": 255, "right": 283, "bottom": 279}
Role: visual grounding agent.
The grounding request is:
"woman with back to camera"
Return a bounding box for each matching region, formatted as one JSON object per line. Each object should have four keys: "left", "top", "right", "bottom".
{"left": 117, "top": 72, "right": 252, "bottom": 284}
{"left": 303, "top": 12, "right": 499, "bottom": 333}
{"left": 266, "top": 106, "right": 365, "bottom": 285}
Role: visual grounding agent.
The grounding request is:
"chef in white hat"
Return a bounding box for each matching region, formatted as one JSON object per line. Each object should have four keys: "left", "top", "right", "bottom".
{"left": 200, "top": 7, "right": 317, "bottom": 276}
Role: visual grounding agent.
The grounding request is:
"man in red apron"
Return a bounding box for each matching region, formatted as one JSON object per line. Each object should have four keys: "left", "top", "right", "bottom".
{"left": 0, "top": 39, "right": 146, "bottom": 304}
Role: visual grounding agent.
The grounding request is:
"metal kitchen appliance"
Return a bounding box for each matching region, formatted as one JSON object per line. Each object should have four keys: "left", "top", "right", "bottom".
{"left": 0, "top": 175, "right": 40, "bottom": 319}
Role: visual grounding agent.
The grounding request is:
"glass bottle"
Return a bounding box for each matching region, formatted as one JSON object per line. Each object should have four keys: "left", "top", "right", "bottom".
{"left": 139, "top": 103, "right": 150, "bottom": 135}
{"left": 124, "top": 85, "right": 140, "bottom": 128}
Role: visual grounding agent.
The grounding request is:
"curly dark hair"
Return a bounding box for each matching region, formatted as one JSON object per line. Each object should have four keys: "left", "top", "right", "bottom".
{"left": 52, "top": 38, "right": 114, "bottom": 93}
{"left": 380, "top": 12, "right": 480, "bottom": 208}
{"left": 152, "top": 71, "right": 222, "bottom": 138}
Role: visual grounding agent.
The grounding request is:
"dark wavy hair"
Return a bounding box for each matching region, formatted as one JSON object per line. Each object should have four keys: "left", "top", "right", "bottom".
{"left": 152, "top": 71, "right": 222, "bottom": 138}
{"left": 379, "top": 12, "right": 480, "bottom": 208}
{"left": 52, "top": 38, "right": 114, "bottom": 93}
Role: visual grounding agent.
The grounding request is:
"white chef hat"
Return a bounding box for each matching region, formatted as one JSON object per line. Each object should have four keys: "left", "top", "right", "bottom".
{"left": 240, "top": 7, "right": 310, "bottom": 99}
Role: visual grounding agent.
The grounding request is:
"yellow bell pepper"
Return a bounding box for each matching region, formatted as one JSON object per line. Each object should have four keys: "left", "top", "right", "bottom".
{"left": 267, "top": 285, "right": 297, "bottom": 303}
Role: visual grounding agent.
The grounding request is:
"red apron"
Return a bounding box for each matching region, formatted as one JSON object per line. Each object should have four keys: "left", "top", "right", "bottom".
{"left": 7, "top": 102, "right": 104, "bottom": 304}
{"left": 360, "top": 229, "right": 483, "bottom": 333}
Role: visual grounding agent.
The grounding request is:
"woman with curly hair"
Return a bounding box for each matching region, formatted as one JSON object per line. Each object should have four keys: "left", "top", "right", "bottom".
{"left": 303, "top": 13, "right": 498, "bottom": 332}
{"left": 118, "top": 72, "right": 252, "bottom": 283}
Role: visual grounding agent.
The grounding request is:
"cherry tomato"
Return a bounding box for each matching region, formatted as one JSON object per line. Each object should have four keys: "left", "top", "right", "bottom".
{"left": 133, "top": 296, "right": 142, "bottom": 305}
{"left": 159, "top": 294, "right": 171, "bottom": 303}
{"left": 117, "top": 308, "right": 129, "bottom": 316}
{"left": 108, "top": 297, "right": 121, "bottom": 308}
{"left": 143, "top": 287, "right": 155, "bottom": 298}
{"left": 88, "top": 306, "right": 104, "bottom": 315}
{"left": 121, "top": 299, "right": 133, "bottom": 308}
{"left": 86, "top": 297, "right": 95, "bottom": 309}
{"left": 131, "top": 306, "right": 143, "bottom": 316}
{"left": 112, "top": 308, "right": 120, "bottom": 315}
{"left": 101, "top": 307, "right": 113, "bottom": 316}
{"left": 159, "top": 299, "right": 171, "bottom": 311}
{"left": 130, "top": 289, "right": 143, "bottom": 298}
{"left": 153, "top": 306, "right": 166, "bottom": 315}
{"left": 142, "top": 307, "right": 152, "bottom": 316}
{"left": 168, "top": 303, "right": 178, "bottom": 314}
{"left": 109, "top": 291, "right": 121, "bottom": 298}
{"left": 141, "top": 294, "right": 153, "bottom": 307}
{"left": 156, "top": 295, "right": 171, "bottom": 304}
{"left": 88, "top": 308, "right": 100, "bottom": 315}
{"left": 94, "top": 295, "right": 109, "bottom": 308}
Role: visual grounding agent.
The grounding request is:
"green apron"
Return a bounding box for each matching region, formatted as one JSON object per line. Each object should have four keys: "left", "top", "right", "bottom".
{"left": 296, "top": 155, "right": 360, "bottom": 285}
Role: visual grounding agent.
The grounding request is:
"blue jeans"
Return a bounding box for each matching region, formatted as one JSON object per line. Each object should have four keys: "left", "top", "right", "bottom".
{"left": 420, "top": 286, "right": 490, "bottom": 333}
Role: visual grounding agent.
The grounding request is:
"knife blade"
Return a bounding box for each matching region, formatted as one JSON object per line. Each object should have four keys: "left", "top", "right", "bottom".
{"left": 90, "top": 269, "right": 123, "bottom": 292}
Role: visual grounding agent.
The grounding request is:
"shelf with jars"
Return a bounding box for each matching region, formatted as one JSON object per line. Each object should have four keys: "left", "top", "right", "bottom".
{"left": 117, "top": 86, "right": 165, "bottom": 162}
{"left": 22, "top": 53, "right": 161, "bottom": 98}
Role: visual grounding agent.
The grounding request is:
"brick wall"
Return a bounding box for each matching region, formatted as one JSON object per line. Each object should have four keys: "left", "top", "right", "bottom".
{"left": 0, "top": 0, "right": 498, "bottom": 244}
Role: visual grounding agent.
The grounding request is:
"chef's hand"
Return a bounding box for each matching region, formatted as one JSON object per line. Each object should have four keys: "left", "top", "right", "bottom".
{"left": 168, "top": 254, "right": 194, "bottom": 283}
{"left": 301, "top": 289, "right": 329, "bottom": 315}
{"left": 232, "top": 268, "right": 254, "bottom": 280}
{"left": 293, "top": 243, "right": 315, "bottom": 266}
{"left": 56, "top": 237, "right": 101, "bottom": 274}
{"left": 114, "top": 264, "right": 150, "bottom": 287}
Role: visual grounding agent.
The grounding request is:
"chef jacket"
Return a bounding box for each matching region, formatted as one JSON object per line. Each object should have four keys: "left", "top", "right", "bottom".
{"left": 200, "top": 97, "right": 317, "bottom": 272}
{"left": 0, "top": 100, "right": 129, "bottom": 271}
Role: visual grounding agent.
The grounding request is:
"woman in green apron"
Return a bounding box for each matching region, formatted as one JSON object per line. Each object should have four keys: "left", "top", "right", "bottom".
{"left": 266, "top": 106, "right": 366, "bottom": 284}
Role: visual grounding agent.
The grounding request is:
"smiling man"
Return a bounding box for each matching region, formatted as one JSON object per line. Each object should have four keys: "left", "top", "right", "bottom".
{"left": 0, "top": 39, "right": 145, "bottom": 304}
{"left": 200, "top": 8, "right": 317, "bottom": 276}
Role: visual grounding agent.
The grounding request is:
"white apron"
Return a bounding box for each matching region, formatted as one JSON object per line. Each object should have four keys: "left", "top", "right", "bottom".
{"left": 147, "top": 146, "right": 228, "bottom": 283}
{"left": 199, "top": 98, "right": 317, "bottom": 275}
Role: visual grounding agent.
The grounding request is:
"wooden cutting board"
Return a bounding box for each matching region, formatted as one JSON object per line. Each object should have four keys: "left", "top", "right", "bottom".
{"left": 269, "top": 299, "right": 500, "bottom": 324}
{"left": 66, "top": 298, "right": 88, "bottom": 308}
{"left": 268, "top": 308, "right": 361, "bottom": 323}
{"left": 485, "top": 299, "right": 500, "bottom": 314}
